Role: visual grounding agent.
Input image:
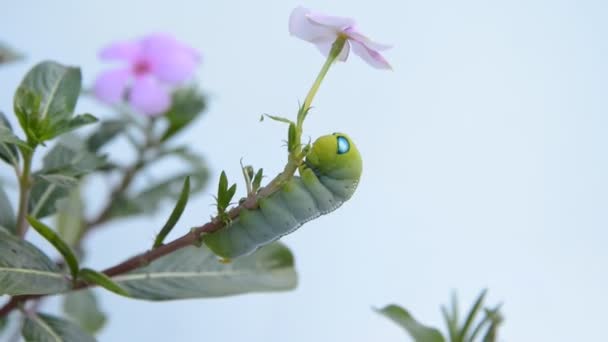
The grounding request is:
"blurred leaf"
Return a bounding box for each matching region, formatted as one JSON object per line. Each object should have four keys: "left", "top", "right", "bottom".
{"left": 63, "top": 290, "right": 106, "bottom": 334}
{"left": 0, "top": 185, "right": 16, "bottom": 234}
{"left": 0, "top": 227, "right": 70, "bottom": 295}
{"left": 27, "top": 216, "right": 79, "bottom": 280}
{"left": 79, "top": 268, "right": 129, "bottom": 297}
{"left": 376, "top": 305, "right": 445, "bottom": 342}
{"left": 0, "top": 111, "right": 21, "bottom": 165}
{"left": 459, "top": 289, "right": 487, "bottom": 341}
{"left": 252, "top": 168, "right": 263, "bottom": 192}
{"left": 56, "top": 187, "right": 84, "bottom": 247}
{"left": 49, "top": 113, "right": 98, "bottom": 138}
{"left": 262, "top": 114, "right": 294, "bottom": 125}
{"left": 0, "top": 43, "right": 22, "bottom": 65}
{"left": 106, "top": 149, "right": 208, "bottom": 219}
{"left": 22, "top": 312, "right": 96, "bottom": 342}
{"left": 161, "top": 86, "right": 206, "bottom": 142}
{"left": 13, "top": 61, "right": 83, "bottom": 144}
{"left": 153, "top": 177, "right": 190, "bottom": 248}
{"left": 85, "top": 120, "right": 126, "bottom": 152}
{"left": 114, "top": 242, "right": 297, "bottom": 300}
{"left": 30, "top": 136, "right": 106, "bottom": 218}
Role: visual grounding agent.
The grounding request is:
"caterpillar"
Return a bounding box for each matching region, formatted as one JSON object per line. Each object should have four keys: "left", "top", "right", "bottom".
{"left": 203, "top": 133, "right": 362, "bottom": 259}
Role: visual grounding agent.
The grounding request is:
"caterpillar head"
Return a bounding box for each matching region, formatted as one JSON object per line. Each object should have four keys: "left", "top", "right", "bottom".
{"left": 304, "top": 133, "right": 362, "bottom": 180}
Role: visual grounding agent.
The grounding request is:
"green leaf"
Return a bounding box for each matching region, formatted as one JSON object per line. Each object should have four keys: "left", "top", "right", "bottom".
{"left": 153, "top": 177, "right": 190, "bottom": 248}
{"left": 27, "top": 216, "right": 79, "bottom": 280}
{"left": 0, "top": 185, "right": 16, "bottom": 234}
{"left": 288, "top": 122, "right": 297, "bottom": 151}
{"left": 106, "top": 148, "right": 208, "bottom": 220}
{"left": 85, "top": 120, "right": 126, "bottom": 152}
{"left": 376, "top": 305, "right": 445, "bottom": 342}
{"left": 63, "top": 290, "right": 106, "bottom": 334}
{"left": 13, "top": 61, "right": 82, "bottom": 144}
{"left": 0, "top": 43, "right": 22, "bottom": 66}
{"left": 22, "top": 312, "right": 96, "bottom": 342}
{"left": 0, "top": 111, "right": 22, "bottom": 165}
{"left": 0, "top": 227, "right": 70, "bottom": 295}
{"left": 161, "top": 87, "right": 207, "bottom": 142}
{"left": 217, "top": 170, "right": 228, "bottom": 208}
{"left": 459, "top": 289, "right": 487, "bottom": 341}
{"left": 114, "top": 242, "right": 297, "bottom": 300}
{"left": 252, "top": 168, "right": 263, "bottom": 192}
{"left": 48, "top": 113, "right": 98, "bottom": 139}
{"left": 30, "top": 136, "right": 106, "bottom": 218}
{"left": 56, "top": 187, "right": 84, "bottom": 247}
{"left": 262, "top": 114, "right": 294, "bottom": 125}
{"left": 79, "top": 268, "right": 129, "bottom": 297}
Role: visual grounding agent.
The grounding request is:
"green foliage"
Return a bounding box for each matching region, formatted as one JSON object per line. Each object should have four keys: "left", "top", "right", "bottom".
{"left": 161, "top": 86, "right": 207, "bottom": 142}
{"left": 85, "top": 120, "right": 126, "bottom": 153}
{"left": 216, "top": 170, "right": 237, "bottom": 216}
{"left": 29, "top": 136, "right": 106, "bottom": 218}
{"left": 376, "top": 305, "right": 445, "bottom": 342}
{"left": 113, "top": 243, "right": 297, "bottom": 300}
{"left": 377, "top": 290, "right": 503, "bottom": 342}
{"left": 27, "top": 216, "right": 79, "bottom": 281}
{"left": 0, "top": 42, "right": 22, "bottom": 66}
{"left": 0, "top": 185, "right": 16, "bottom": 234}
{"left": 0, "top": 227, "right": 70, "bottom": 295}
{"left": 22, "top": 312, "right": 96, "bottom": 342}
{"left": 78, "top": 268, "right": 130, "bottom": 297}
{"left": 0, "top": 111, "right": 24, "bottom": 165}
{"left": 13, "top": 61, "right": 97, "bottom": 145}
{"left": 56, "top": 187, "right": 84, "bottom": 247}
{"left": 252, "top": 168, "right": 264, "bottom": 193}
{"left": 63, "top": 290, "right": 107, "bottom": 334}
{"left": 153, "top": 176, "right": 190, "bottom": 248}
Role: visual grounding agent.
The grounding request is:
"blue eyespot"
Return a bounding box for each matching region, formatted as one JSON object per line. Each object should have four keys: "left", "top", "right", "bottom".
{"left": 337, "top": 136, "right": 350, "bottom": 155}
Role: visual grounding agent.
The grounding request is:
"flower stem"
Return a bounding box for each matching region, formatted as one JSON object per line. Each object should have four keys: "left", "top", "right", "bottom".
{"left": 16, "top": 150, "right": 34, "bottom": 237}
{"left": 298, "top": 36, "right": 347, "bottom": 129}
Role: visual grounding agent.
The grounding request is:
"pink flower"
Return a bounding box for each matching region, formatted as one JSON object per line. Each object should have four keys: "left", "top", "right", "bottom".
{"left": 94, "top": 33, "right": 200, "bottom": 116}
{"left": 288, "top": 7, "right": 392, "bottom": 69}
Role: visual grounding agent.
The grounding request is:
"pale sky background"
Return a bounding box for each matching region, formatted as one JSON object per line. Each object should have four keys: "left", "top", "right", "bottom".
{"left": 2, "top": 0, "right": 608, "bottom": 341}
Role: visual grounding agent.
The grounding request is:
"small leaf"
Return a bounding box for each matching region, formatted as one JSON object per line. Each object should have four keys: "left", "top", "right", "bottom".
{"left": 22, "top": 312, "right": 96, "bottom": 342}
{"left": 459, "top": 289, "right": 487, "bottom": 341}
{"left": 46, "top": 113, "right": 98, "bottom": 139}
{"left": 85, "top": 120, "right": 126, "bottom": 152}
{"left": 0, "top": 43, "right": 22, "bottom": 65}
{"left": 153, "top": 177, "right": 190, "bottom": 248}
{"left": 0, "top": 111, "right": 21, "bottom": 165}
{"left": 0, "top": 227, "right": 70, "bottom": 295}
{"left": 376, "top": 305, "right": 445, "bottom": 342}
{"left": 79, "top": 268, "right": 129, "bottom": 297}
{"left": 56, "top": 187, "right": 84, "bottom": 247}
{"left": 262, "top": 114, "right": 294, "bottom": 125}
{"left": 114, "top": 242, "right": 297, "bottom": 300}
{"left": 27, "top": 216, "right": 79, "bottom": 280}
{"left": 252, "top": 168, "right": 263, "bottom": 192}
{"left": 0, "top": 185, "right": 16, "bottom": 234}
{"left": 226, "top": 184, "right": 237, "bottom": 204}
{"left": 161, "top": 86, "right": 207, "bottom": 142}
{"left": 217, "top": 171, "right": 228, "bottom": 209}
{"left": 63, "top": 290, "right": 106, "bottom": 334}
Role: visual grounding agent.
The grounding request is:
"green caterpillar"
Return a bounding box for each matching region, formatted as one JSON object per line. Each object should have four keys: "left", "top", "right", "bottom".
{"left": 203, "top": 133, "right": 362, "bottom": 259}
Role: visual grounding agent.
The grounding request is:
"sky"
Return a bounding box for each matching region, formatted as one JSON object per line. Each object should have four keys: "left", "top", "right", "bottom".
{"left": 2, "top": 0, "right": 608, "bottom": 341}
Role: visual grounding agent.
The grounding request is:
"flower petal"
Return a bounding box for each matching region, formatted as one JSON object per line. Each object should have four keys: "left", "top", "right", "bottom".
{"left": 350, "top": 40, "right": 392, "bottom": 69}
{"left": 345, "top": 28, "right": 392, "bottom": 51}
{"left": 93, "top": 68, "right": 132, "bottom": 104}
{"left": 314, "top": 39, "right": 350, "bottom": 61}
{"left": 289, "top": 6, "right": 336, "bottom": 42}
{"left": 306, "top": 11, "right": 355, "bottom": 31}
{"left": 98, "top": 40, "right": 142, "bottom": 62}
{"left": 128, "top": 75, "right": 171, "bottom": 116}
{"left": 141, "top": 33, "right": 200, "bottom": 84}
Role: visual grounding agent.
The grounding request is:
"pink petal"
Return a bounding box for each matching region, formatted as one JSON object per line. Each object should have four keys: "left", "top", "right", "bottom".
{"left": 289, "top": 6, "right": 336, "bottom": 42}
{"left": 350, "top": 40, "right": 392, "bottom": 69}
{"left": 128, "top": 75, "right": 171, "bottom": 116}
{"left": 314, "top": 39, "right": 350, "bottom": 61}
{"left": 345, "top": 28, "right": 392, "bottom": 51}
{"left": 140, "top": 33, "right": 200, "bottom": 84}
{"left": 306, "top": 11, "right": 355, "bottom": 31}
{"left": 98, "top": 40, "right": 142, "bottom": 62}
{"left": 93, "top": 68, "right": 132, "bottom": 104}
